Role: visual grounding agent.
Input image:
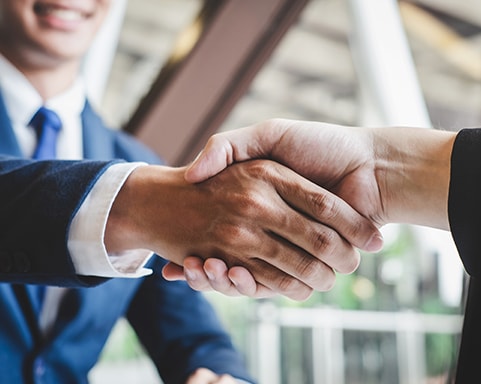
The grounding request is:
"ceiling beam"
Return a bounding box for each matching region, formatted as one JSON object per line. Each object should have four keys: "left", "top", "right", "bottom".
{"left": 125, "top": 0, "right": 308, "bottom": 166}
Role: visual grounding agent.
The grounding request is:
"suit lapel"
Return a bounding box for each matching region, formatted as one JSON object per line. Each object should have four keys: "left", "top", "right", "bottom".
{"left": 0, "top": 91, "right": 23, "bottom": 157}
{"left": 11, "top": 285, "right": 44, "bottom": 344}
{"left": 81, "top": 101, "right": 115, "bottom": 160}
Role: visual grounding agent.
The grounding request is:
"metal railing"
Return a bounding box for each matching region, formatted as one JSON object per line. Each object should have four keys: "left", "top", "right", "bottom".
{"left": 249, "top": 303, "right": 463, "bottom": 384}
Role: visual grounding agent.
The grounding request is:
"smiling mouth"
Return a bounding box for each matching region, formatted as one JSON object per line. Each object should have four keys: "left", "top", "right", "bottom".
{"left": 33, "top": 2, "right": 93, "bottom": 21}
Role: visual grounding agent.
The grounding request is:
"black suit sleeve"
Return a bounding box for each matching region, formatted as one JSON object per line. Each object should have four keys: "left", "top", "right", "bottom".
{"left": 448, "top": 128, "right": 481, "bottom": 382}
{"left": 449, "top": 128, "right": 481, "bottom": 278}
{"left": 0, "top": 156, "right": 120, "bottom": 286}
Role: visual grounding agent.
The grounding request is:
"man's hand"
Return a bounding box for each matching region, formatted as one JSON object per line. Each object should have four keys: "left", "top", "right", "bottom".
{"left": 164, "top": 120, "right": 384, "bottom": 296}
{"left": 186, "top": 368, "right": 238, "bottom": 384}
{"left": 184, "top": 120, "right": 383, "bottom": 224}
{"left": 164, "top": 119, "right": 456, "bottom": 297}
{"left": 106, "top": 158, "right": 381, "bottom": 300}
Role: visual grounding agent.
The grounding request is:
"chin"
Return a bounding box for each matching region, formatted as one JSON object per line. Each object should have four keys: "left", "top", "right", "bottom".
{"left": 32, "top": 28, "right": 96, "bottom": 60}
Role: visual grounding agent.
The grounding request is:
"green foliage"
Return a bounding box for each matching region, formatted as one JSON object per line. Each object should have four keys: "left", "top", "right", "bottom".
{"left": 425, "top": 333, "right": 457, "bottom": 376}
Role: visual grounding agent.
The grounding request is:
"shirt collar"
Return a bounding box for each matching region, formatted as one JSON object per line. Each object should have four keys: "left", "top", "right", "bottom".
{"left": 0, "top": 54, "right": 86, "bottom": 127}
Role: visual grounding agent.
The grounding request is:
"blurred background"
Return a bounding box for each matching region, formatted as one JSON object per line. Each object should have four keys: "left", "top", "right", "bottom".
{"left": 84, "top": 0, "right": 481, "bottom": 383}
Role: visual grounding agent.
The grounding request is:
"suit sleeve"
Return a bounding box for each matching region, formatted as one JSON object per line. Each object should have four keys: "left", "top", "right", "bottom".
{"left": 0, "top": 156, "right": 120, "bottom": 286}
{"left": 448, "top": 128, "right": 481, "bottom": 277}
{"left": 448, "top": 128, "right": 481, "bottom": 382}
{"left": 127, "top": 257, "right": 255, "bottom": 384}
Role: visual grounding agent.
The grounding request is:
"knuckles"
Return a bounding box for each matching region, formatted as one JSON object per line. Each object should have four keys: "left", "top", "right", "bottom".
{"left": 276, "top": 275, "right": 313, "bottom": 301}
{"left": 296, "top": 258, "right": 329, "bottom": 286}
{"left": 309, "top": 227, "right": 361, "bottom": 275}
{"left": 300, "top": 260, "right": 336, "bottom": 292}
{"left": 308, "top": 191, "right": 337, "bottom": 220}
{"left": 310, "top": 228, "right": 337, "bottom": 257}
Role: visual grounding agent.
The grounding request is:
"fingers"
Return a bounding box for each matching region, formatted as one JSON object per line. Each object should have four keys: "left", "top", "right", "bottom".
{"left": 185, "top": 160, "right": 374, "bottom": 299}
{"left": 184, "top": 257, "right": 235, "bottom": 294}
{"left": 222, "top": 162, "right": 366, "bottom": 291}
{"left": 161, "top": 262, "right": 186, "bottom": 281}
{"left": 244, "top": 232, "right": 338, "bottom": 297}
{"left": 227, "top": 266, "right": 271, "bottom": 297}
{"left": 169, "top": 255, "right": 286, "bottom": 300}
{"left": 181, "top": 257, "right": 277, "bottom": 298}
{"left": 186, "top": 368, "right": 237, "bottom": 384}
{"left": 271, "top": 163, "right": 383, "bottom": 254}
{"left": 202, "top": 259, "right": 241, "bottom": 295}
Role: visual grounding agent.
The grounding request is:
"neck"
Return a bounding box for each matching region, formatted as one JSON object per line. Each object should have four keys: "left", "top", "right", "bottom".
{"left": 0, "top": 46, "right": 80, "bottom": 100}
{"left": 20, "top": 63, "right": 80, "bottom": 100}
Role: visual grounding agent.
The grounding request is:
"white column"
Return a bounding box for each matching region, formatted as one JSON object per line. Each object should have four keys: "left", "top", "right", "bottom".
{"left": 82, "top": 0, "right": 128, "bottom": 109}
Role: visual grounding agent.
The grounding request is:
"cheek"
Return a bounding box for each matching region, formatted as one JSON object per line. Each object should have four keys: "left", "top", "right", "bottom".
{"left": 0, "top": 0, "right": 51, "bottom": 49}
{"left": 86, "top": 1, "right": 112, "bottom": 40}
{"left": 0, "top": 14, "right": 38, "bottom": 51}
{"left": 0, "top": 1, "right": 30, "bottom": 34}
{"left": 95, "top": 0, "right": 112, "bottom": 24}
{"left": 99, "top": 0, "right": 112, "bottom": 9}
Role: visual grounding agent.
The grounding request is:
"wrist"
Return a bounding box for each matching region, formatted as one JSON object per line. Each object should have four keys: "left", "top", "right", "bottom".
{"left": 373, "top": 127, "right": 456, "bottom": 229}
{"left": 105, "top": 165, "right": 187, "bottom": 256}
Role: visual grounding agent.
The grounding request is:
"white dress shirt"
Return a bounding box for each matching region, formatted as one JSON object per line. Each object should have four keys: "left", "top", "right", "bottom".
{"left": 0, "top": 54, "right": 153, "bottom": 278}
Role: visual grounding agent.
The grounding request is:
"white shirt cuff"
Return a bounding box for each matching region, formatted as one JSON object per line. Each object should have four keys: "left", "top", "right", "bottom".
{"left": 68, "top": 162, "right": 154, "bottom": 278}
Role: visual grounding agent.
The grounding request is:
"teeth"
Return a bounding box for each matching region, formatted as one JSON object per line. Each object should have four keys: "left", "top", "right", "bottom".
{"left": 48, "top": 8, "right": 84, "bottom": 21}
{"left": 34, "top": 3, "right": 86, "bottom": 21}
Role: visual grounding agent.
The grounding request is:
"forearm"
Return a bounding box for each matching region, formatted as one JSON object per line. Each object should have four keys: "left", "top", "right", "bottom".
{"left": 105, "top": 164, "right": 215, "bottom": 262}
{"left": 104, "top": 165, "right": 174, "bottom": 256}
{"left": 372, "top": 127, "right": 456, "bottom": 230}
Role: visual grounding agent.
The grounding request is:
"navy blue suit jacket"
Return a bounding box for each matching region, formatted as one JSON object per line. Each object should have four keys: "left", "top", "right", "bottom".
{"left": 0, "top": 96, "right": 253, "bottom": 384}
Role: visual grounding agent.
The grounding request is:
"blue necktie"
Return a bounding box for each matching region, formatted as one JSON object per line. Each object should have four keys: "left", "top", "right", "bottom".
{"left": 28, "top": 107, "right": 62, "bottom": 315}
{"left": 29, "top": 106, "right": 62, "bottom": 160}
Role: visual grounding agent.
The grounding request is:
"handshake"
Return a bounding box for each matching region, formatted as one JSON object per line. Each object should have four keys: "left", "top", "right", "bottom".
{"left": 109, "top": 119, "right": 456, "bottom": 300}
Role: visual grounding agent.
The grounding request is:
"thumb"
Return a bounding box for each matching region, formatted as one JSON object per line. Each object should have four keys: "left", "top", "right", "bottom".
{"left": 184, "top": 134, "right": 234, "bottom": 183}
{"left": 185, "top": 124, "right": 275, "bottom": 183}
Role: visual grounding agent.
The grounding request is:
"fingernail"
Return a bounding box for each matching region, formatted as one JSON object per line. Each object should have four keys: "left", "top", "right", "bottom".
{"left": 366, "top": 233, "right": 383, "bottom": 252}
{"left": 191, "top": 149, "right": 204, "bottom": 165}
{"left": 205, "top": 270, "right": 215, "bottom": 281}
{"left": 185, "top": 269, "right": 197, "bottom": 281}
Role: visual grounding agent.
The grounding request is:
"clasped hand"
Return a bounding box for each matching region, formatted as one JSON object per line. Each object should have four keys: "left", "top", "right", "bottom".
{"left": 157, "top": 120, "right": 388, "bottom": 300}
{"left": 162, "top": 119, "right": 454, "bottom": 299}
{"left": 107, "top": 143, "right": 381, "bottom": 300}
